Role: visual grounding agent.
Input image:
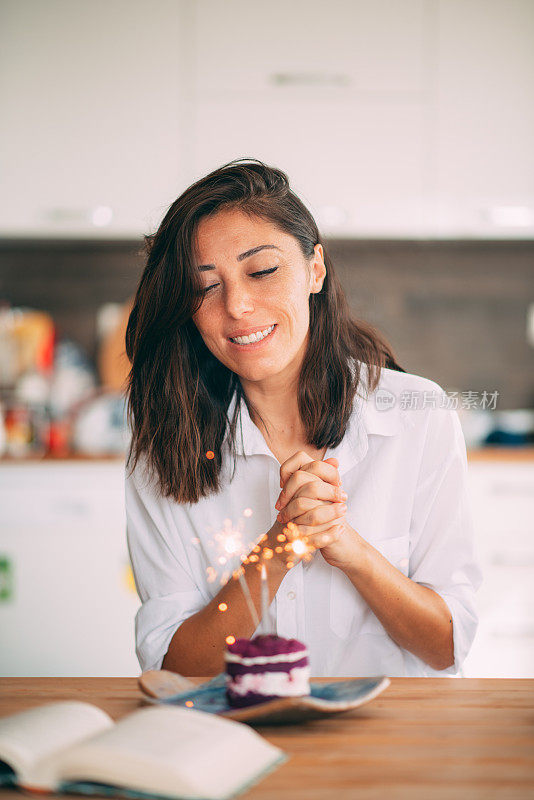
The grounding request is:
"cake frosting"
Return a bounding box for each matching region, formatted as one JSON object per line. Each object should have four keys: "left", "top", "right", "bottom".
{"left": 224, "top": 634, "right": 310, "bottom": 708}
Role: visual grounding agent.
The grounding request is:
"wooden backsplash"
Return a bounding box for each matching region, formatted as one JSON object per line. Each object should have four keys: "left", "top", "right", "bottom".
{"left": 1, "top": 238, "right": 533, "bottom": 409}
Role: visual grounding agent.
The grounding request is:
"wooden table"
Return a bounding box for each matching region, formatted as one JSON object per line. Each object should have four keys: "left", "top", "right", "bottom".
{"left": 1, "top": 678, "right": 533, "bottom": 800}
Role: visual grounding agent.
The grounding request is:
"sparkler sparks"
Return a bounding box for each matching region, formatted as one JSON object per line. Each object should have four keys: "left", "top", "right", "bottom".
{"left": 291, "top": 539, "right": 307, "bottom": 556}
{"left": 224, "top": 536, "right": 240, "bottom": 554}
{"left": 209, "top": 517, "right": 254, "bottom": 575}
{"left": 206, "top": 567, "right": 217, "bottom": 583}
{"left": 204, "top": 508, "right": 316, "bottom": 635}
{"left": 207, "top": 515, "right": 315, "bottom": 586}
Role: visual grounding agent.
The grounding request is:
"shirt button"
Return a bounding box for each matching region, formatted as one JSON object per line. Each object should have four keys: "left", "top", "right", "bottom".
{"left": 287, "top": 591, "right": 296, "bottom": 600}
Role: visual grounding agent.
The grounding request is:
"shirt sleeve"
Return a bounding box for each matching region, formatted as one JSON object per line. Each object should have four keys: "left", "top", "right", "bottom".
{"left": 125, "top": 458, "right": 207, "bottom": 673}
{"left": 407, "top": 397, "right": 483, "bottom": 675}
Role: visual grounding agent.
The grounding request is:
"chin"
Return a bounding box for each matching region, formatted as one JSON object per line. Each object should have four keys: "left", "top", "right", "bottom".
{"left": 234, "top": 361, "right": 280, "bottom": 381}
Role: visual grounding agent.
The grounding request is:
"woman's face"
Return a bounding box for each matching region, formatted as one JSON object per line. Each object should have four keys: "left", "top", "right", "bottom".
{"left": 191, "top": 208, "right": 326, "bottom": 385}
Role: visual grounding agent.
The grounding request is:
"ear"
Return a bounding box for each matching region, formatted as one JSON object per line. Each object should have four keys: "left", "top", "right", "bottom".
{"left": 309, "top": 243, "right": 327, "bottom": 294}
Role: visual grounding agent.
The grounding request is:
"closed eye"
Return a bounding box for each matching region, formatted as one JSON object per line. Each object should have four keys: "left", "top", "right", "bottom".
{"left": 203, "top": 267, "right": 278, "bottom": 294}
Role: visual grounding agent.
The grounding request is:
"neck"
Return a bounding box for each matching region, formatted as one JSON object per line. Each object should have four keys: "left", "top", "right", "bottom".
{"left": 239, "top": 370, "right": 304, "bottom": 445}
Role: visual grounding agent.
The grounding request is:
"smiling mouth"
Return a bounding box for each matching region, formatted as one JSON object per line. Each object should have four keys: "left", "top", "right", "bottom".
{"left": 228, "top": 324, "right": 277, "bottom": 346}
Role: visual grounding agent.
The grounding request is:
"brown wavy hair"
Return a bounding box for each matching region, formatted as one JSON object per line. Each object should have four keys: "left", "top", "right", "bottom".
{"left": 125, "top": 158, "right": 405, "bottom": 503}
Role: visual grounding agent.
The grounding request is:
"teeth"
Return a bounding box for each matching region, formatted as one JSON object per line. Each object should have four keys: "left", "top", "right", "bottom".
{"left": 230, "top": 324, "right": 275, "bottom": 345}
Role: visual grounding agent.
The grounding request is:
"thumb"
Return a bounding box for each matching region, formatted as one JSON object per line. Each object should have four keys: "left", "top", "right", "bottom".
{"left": 323, "top": 456, "right": 341, "bottom": 485}
{"left": 323, "top": 457, "right": 339, "bottom": 466}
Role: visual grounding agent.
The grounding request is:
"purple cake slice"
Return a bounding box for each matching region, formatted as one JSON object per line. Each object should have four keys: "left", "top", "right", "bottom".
{"left": 224, "top": 634, "right": 310, "bottom": 708}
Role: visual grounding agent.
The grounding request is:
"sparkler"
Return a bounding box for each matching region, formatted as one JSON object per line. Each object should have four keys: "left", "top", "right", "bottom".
{"left": 260, "top": 563, "right": 270, "bottom": 634}
{"left": 206, "top": 515, "right": 262, "bottom": 630}
{"left": 235, "top": 566, "right": 260, "bottom": 628}
{"left": 206, "top": 508, "right": 316, "bottom": 635}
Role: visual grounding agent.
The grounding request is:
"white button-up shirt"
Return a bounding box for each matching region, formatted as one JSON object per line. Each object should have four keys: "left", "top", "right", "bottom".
{"left": 125, "top": 363, "right": 483, "bottom": 677}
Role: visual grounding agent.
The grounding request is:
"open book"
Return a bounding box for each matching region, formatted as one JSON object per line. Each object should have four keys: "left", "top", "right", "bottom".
{"left": 0, "top": 701, "right": 285, "bottom": 800}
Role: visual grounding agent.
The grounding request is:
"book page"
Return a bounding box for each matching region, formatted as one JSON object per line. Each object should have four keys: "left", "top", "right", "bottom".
{"left": 0, "top": 702, "right": 113, "bottom": 790}
{"left": 44, "top": 705, "right": 283, "bottom": 800}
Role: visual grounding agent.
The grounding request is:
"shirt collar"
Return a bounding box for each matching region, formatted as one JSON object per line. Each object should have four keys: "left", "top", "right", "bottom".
{"left": 223, "top": 361, "right": 408, "bottom": 476}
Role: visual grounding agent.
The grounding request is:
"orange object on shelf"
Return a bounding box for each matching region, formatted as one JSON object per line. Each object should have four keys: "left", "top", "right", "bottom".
{"left": 47, "top": 419, "right": 71, "bottom": 456}
{"left": 4, "top": 405, "right": 32, "bottom": 456}
{"left": 10, "top": 310, "right": 55, "bottom": 378}
{"left": 97, "top": 300, "right": 133, "bottom": 393}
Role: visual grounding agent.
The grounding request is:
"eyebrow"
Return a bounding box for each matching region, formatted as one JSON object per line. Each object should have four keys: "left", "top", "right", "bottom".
{"left": 197, "top": 244, "right": 282, "bottom": 271}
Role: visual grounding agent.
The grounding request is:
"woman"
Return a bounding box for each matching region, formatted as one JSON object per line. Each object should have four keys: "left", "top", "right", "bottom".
{"left": 125, "top": 158, "right": 482, "bottom": 678}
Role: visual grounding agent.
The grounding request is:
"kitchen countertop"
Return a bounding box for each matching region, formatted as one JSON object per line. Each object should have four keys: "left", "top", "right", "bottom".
{"left": 1, "top": 677, "right": 532, "bottom": 799}
{"left": 467, "top": 446, "right": 534, "bottom": 461}
{"left": 1, "top": 446, "right": 534, "bottom": 463}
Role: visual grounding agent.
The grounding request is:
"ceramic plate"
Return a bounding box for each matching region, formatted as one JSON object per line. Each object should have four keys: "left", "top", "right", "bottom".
{"left": 140, "top": 673, "right": 390, "bottom": 725}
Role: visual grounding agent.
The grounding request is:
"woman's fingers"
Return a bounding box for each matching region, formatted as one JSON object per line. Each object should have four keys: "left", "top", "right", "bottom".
{"left": 278, "top": 496, "right": 347, "bottom": 526}
{"left": 306, "top": 524, "right": 345, "bottom": 549}
{"left": 278, "top": 451, "right": 314, "bottom": 488}
{"left": 283, "top": 511, "right": 347, "bottom": 539}
{"left": 279, "top": 452, "right": 341, "bottom": 491}
{"left": 277, "top": 463, "right": 342, "bottom": 511}
{"left": 293, "top": 501, "right": 347, "bottom": 528}
{"left": 276, "top": 480, "right": 346, "bottom": 516}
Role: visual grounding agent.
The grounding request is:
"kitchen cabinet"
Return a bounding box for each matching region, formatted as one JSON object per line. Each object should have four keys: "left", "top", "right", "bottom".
{"left": 189, "top": 0, "right": 432, "bottom": 236}
{"left": 434, "top": 0, "right": 534, "bottom": 237}
{"left": 463, "top": 456, "right": 534, "bottom": 677}
{"left": 186, "top": 0, "right": 534, "bottom": 237}
{"left": 0, "top": 0, "right": 189, "bottom": 237}
{"left": 0, "top": 460, "right": 140, "bottom": 677}
{"left": 192, "top": 0, "right": 426, "bottom": 97}
{"left": 1, "top": 0, "right": 532, "bottom": 238}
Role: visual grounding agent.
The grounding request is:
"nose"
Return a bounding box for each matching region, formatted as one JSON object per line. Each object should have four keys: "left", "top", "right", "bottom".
{"left": 223, "top": 280, "right": 255, "bottom": 318}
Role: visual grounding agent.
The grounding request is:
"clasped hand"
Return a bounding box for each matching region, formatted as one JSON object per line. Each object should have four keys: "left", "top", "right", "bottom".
{"left": 272, "top": 451, "right": 361, "bottom": 570}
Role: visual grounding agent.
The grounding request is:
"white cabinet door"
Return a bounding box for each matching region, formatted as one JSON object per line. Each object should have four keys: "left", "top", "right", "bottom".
{"left": 435, "top": 0, "right": 534, "bottom": 237}
{"left": 189, "top": 0, "right": 431, "bottom": 236}
{"left": 0, "top": 0, "right": 188, "bottom": 237}
{"left": 192, "top": 0, "right": 426, "bottom": 96}
{"left": 192, "top": 96, "right": 428, "bottom": 236}
{"left": 463, "top": 459, "right": 534, "bottom": 678}
{"left": 0, "top": 461, "right": 141, "bottom": 676}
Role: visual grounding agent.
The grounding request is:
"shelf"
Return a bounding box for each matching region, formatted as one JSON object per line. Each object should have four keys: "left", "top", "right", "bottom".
{"left": 467, "top": 447, "right": 534, "bottom": 462}
{"left": 1, "top": 447, "right": 534, "bottom": 463}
